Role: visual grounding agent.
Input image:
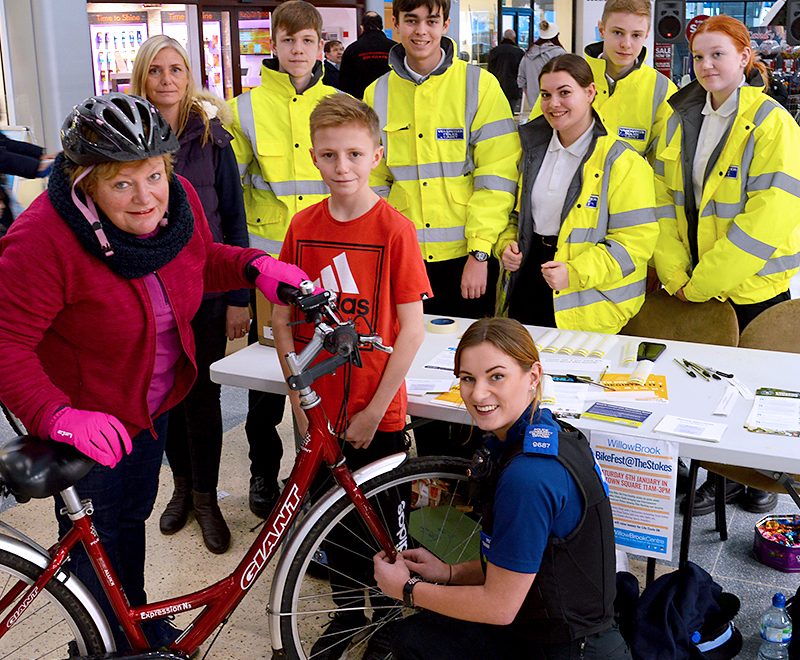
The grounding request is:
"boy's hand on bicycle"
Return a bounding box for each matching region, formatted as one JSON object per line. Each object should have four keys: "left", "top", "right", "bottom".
{"left": 47, "top": 407, "right": 132, "bottom": 468}
{"left": 342, "top": 408, "right": 381, "bottom": 449}
{"left": 373, "top": 550, "right": 410, "bottom": 600}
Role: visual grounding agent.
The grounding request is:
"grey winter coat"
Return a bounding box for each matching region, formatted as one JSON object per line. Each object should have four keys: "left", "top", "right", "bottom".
{"left": 517, "top": 42, "right": 567, "bottom": 107}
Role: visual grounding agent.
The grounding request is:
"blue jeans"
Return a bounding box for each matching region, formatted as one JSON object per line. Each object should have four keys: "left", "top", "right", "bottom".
{"left": 54, "top": 415, "right": 168, "bottom": 647}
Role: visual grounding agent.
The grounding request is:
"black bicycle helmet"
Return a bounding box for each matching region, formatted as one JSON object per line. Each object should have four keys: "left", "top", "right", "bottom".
{"left": 61, "top": 92, "right": 179, "bottom": 165}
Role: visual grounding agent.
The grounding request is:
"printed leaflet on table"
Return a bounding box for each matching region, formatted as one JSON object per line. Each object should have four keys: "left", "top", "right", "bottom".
{"left": 744, "top": 388, "right": 800, "bottom": 437}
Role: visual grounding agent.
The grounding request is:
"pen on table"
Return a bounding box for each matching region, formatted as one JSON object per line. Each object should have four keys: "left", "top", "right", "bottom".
{"left": 599, "top": 365, "right": 608, "bottom": 382}
{"left": 567, "top": 374, "right": 616, "bottom": 391}
{"left": 685, "top": 360, "right": 714, "bottom": 379}
{"left": 424, "top": 365, "right": 454, "bottom": 371}
{"left": 697, "top": 363, "right": 734, "bottom": 379}
{"left": 682, "top": 359, "right": 710, "bottom": 381}
{"left": 673, "top": 358, "right": 696, "bottom": 378}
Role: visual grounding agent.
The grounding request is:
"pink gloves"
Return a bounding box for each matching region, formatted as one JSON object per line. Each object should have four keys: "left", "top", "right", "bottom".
{"left": 251, "top": 255, "right": 309, "bottom": 306}
{"left": 48, "top": 407, "right": 132, "bottom": 468}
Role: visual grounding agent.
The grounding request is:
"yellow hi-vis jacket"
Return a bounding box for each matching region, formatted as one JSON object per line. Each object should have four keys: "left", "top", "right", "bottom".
{"left": 529, "top": 43, "right": 676, "bottom": 159}
{"left": 497, "top": 116, "right": 658, "bottom": 334}
{"left": 364, "top": 39, "right": 521, "bottom": 263}
{"left": 653, "top": 75, "right": 800, "bottom": 304}
{"left": 227, "top": 60, "right": 338, "bottom": 255}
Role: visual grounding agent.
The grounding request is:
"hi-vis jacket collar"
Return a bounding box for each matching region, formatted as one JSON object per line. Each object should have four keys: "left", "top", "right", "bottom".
{"left": 388, "top": 36, "right": 456, "bottom": 84}
{"left": 667, "top": 67, "right": 765, "bottom": 117}
{"left": 584, "top": 41, "right": 648, "bottom": 81}
{"left": 259, "top": 56, "right": 325, "bottom": 94}
{"left": 519, "top": 108, "right": 608, "bottom": 155}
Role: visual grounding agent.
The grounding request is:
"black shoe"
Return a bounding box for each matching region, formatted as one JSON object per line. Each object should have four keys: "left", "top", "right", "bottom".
{"left": 739, "top": 487, "right": 778, "bottom": 513}
{"left": 192, "top": 490, "right": 231, "bottom": 554}
{"left": 681, "top": 478, "right": 744, "bottom": 517}
{"left": 143, "top": 618, "right": 183, "bottom": 649}
{"left": 159, "top": 476, "right": 193, "bottom": 535}
{"left": 309, "top": 612, "right": 369, "bottom": 660}
{"left": 249, "top": 476, "right": 279, "bottom": 519}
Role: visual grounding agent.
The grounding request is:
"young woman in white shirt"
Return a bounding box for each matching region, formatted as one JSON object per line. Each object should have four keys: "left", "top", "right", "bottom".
{"left": 499, "top": 54, "right": 657, "bottom": 334}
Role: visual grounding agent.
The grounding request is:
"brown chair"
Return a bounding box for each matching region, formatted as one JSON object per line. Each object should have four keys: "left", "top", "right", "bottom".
{"left": 680, "top": 298, "right": 800, "bottom": 567}
{"left": 621, "top": 289, "right": 740, "bottom": 346}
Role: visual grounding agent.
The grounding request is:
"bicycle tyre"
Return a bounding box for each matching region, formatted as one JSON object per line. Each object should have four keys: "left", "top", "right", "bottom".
{"left": 0, "top": 403, "right": 24, "bottom": 437}
{"left": 276, "top": 455, "right": 479, "bottom": 659}
{"left": 0, "top": 547, "right": 106, "bottom": 659}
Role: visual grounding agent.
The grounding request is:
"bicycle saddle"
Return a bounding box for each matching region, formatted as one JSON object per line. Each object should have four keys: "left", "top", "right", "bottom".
{"left": 0, "top": 435, "right": 94, "bottom": 501}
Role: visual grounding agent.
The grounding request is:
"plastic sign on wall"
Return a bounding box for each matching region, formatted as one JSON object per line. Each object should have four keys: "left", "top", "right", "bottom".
{"left": 653, "top": 43, "right": 673, "bottom": 78}
{"left": 685, "top": 15, "right": 709, "bottom": 42}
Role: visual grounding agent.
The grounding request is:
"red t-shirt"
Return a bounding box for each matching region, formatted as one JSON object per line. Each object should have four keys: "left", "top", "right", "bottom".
{"left": 280, "top": 198, "right": 431, "bottom": 432}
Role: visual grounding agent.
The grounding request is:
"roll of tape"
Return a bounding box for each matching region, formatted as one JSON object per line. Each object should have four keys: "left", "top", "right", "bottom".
{"left": 427, "top": 317, "right": 458, "bottom": 334}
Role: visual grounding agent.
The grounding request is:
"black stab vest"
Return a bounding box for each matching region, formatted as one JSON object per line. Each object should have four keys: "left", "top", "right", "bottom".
{"left": 475, "top": 416, "right": 616, "bottom": 646}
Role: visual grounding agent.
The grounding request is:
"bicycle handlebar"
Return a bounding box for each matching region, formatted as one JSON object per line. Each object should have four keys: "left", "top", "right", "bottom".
{"left": 283, "top": 280, "right": 393, "bottom": 393}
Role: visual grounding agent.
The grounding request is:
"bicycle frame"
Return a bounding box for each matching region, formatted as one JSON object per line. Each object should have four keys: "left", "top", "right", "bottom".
{"left": 0, "top": 350, "right": 401, "bottom": 656}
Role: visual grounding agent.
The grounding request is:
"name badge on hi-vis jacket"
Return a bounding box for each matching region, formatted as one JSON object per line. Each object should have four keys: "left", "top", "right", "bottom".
{"left": 586, "top": 194, "right": 599, "bottom": 209}
{"left": 618, "top": 126, "right": 647, "bottom": 141}
{"left": 436, "top": 128, "right": 465, "bottom": 140}
{"left": 725, "top": 166, "right": 739, "bottom": 178}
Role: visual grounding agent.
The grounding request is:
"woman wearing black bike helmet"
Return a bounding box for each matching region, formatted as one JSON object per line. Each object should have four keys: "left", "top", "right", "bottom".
{"left": 0, "top": 92, "right": 307, "bottom": 650}
{"left": 374, "top": 318, "right": 630, "bottom": 660}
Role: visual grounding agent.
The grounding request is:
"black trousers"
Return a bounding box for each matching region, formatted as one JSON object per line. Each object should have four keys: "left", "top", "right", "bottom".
{"left": 245, "top": 290, "right": 286, "bottom": 487}
{"left": 507, "top": 234, "right": 558, "bottom": 328}
{"left": 165, "top": 297, "right": 228, "bottom": 493}
{"left": 730, "top": 290, "right": 790, "bottom": 332}
{"left": 414, "top": 256, "right": 498, "bottom": 457}
{"left": 391, "top": 612, "right": 631, "bottom": 660}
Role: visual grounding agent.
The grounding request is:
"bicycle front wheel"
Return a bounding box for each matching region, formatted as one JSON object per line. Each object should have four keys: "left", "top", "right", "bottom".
{"left": 0, "top": 547, "right": 107, "bottom": 659}
{"left": 276, "top": 456, "right": 480, "bottom": 659}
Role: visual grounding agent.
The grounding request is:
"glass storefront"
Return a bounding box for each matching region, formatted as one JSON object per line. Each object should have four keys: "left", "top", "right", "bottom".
{"left": 86, "top": 3, "right": 200, "bottom": 95}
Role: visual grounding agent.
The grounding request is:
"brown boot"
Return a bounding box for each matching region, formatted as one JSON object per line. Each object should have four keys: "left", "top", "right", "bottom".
{"left": 192, "top": 490, "right": 231, "bottom": 554}
{"left": 159, "top": 476, "right": 192, "bottom": 535}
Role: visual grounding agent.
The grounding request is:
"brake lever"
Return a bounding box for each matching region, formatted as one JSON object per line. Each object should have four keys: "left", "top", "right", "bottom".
{"left": 360, "top": 335, "right": 393, "bottom": 354}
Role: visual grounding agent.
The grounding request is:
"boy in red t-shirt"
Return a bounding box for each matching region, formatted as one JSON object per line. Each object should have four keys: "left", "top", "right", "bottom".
{"left": 273, "top": 94, "right": 431, "bottom": 658}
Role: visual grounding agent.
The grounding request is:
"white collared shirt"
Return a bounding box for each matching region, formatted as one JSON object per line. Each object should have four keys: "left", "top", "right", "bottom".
{"left": 531, "top": 121, "right": 595, "bottom": 237}
{"left": 693, "top": 77, "right": 745, "bottom": 206}
{"left": 405, "top": 49, "right": 446, "bottom": 84}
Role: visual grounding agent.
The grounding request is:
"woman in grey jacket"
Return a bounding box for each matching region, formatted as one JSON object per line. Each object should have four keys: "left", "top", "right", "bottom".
{"left": 518, "top": 21, "right": 566, "bottom": 114}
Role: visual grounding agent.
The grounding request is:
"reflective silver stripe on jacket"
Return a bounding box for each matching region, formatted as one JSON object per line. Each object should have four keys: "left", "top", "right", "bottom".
{"left": 247, "top": 234, "right": 284, "bottom": 255}
{"left": 655, "top": 204, "right": 676, "bottom": 220}
{"left": 665, "top": 113, "right": 680, "bottom": 145}
{"left": 373, "top": 73, "right": 391, "bottom": 160}
{"left": 726, "top": 223, "right": 776, "bottom": 261}
{"left": 244, "top": 172, "right": 329, "bottom": 197}
{"left": 653, "top": 157, "right": 664, "bottom": 177}
{"left": 554, "top": 279, "right": 646, "bottom": 312}
{"left": 652, "top": 74, "right": 670, "bottom": 131}
{"left": 758, "top": 252, "right": 800, "bottom": 276}
{"left": 471, "top": 118, "right": 517, "bottom": 144}
{"left": 235, "top": 92, "right": 256, "bottom": 177}
{"left": 608, "top": 208, "right": 655, "bottom": 230}
{"left": 390, "top": 161, "right": 467, "bottom": 181}
{"left": 673, "top": 190, "right": 685, "bottom": 206}
{"left": 372, "top": 185, "right": 391, "bottom": 197}
{"left": 417, "top": 225, "right": 466, "bottom": 244}
{"left": 747, "top": 171, "right": 800, "bottom": 197}
{"left": 605, "top": 239, "right": 636, "bottom": 277}
{"left": 473, "top": 174, "right": 517, "bottom": 194}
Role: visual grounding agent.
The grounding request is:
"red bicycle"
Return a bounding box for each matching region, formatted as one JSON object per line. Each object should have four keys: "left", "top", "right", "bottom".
{"left": 0, "top": 283, "right": 481, "bottom": 659}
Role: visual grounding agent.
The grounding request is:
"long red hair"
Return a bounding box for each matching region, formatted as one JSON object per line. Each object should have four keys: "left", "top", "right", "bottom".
{"left": 690, "top": 15, "right": 768, "bottom": 87}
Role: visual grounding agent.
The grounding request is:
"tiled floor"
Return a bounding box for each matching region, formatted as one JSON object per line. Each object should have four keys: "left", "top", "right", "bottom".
{"left": 1, "top": 385, "right": 798, "bottom": 659}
